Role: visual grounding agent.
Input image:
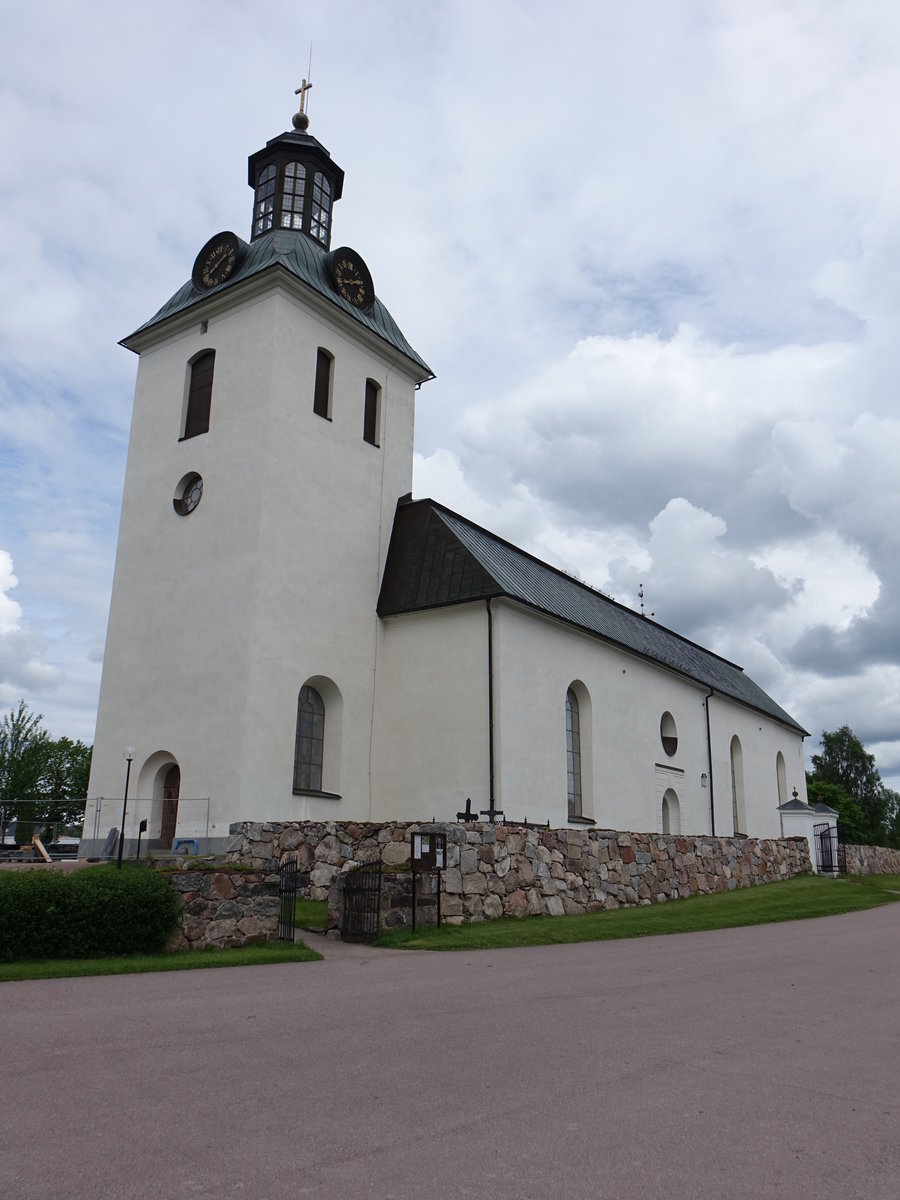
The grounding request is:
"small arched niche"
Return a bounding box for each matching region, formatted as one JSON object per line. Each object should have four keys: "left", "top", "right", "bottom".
{"left": 662, "top": 788, "right": 681, "bottom": 835}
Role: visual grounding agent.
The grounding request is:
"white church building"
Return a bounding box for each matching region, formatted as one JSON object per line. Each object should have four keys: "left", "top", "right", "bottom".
{"left": 83, "top": 103, "right": 810, "bottom": 857}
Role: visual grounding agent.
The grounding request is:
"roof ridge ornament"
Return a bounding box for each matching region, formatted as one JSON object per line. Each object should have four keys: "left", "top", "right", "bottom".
{"left": 293, "top": 77, "right": 312, "bottom": 132}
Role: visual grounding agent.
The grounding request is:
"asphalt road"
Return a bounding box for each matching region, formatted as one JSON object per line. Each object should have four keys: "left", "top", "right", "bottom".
{"left": 4, "top": 905, "right": 899, "bottom": 1200}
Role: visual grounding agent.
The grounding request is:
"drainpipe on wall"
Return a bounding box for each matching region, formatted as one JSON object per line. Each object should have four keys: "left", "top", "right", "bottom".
{"left": 486, "top": 597, "right": 496, "bottom": 811}
{"left": 705, "top": 688, "right": 716, "bottom": 835}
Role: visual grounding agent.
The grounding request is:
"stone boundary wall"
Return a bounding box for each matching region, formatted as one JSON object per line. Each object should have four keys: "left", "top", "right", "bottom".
{"left": 227, "top": 821, "right": 812, "bottom": 925}
{"left": 161, "top": 868, "right": 280, "bottom": 950}
{"left": 844, "top": 844, "right": 900, "bottom": 875}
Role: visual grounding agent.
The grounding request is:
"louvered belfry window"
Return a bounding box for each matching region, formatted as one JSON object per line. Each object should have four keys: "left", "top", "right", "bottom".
{"left": 183, "top": 351, "right": 215, "bottom": 439}
{"left": 363, "top": 379, "right": 380, "bottom": 445}
{"left": 314, "top": 349, "right": 332, "bottom": 419}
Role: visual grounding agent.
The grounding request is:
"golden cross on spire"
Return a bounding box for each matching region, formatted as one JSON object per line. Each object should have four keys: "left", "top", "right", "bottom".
{"left": 294, "top": 78, "right": 313, "bottom": 115}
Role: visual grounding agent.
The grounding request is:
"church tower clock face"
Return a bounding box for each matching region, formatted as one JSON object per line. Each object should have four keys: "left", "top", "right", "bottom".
{"left": 192, "top": 231, "right": 241, "bottom": 291}
{"left": 326, "top": 247, "right": 375, "bottom": 312}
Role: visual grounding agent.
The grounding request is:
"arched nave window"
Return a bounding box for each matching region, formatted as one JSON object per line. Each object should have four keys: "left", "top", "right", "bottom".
{"left": 730, "top": 735, "right": 747, "bottom": 836}
{"left": 565, "top": 682, "right": 594, "bottom": 822}
{"left": 566, "top": 688, "right": 582, "bottom": 818}
{"left": 294, "top": 685, "right": 325, "bottom": 793}
{"left": 776, "top": 751, "right": 787, "bottom": 807}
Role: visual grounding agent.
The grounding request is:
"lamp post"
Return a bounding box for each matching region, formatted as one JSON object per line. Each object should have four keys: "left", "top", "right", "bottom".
{"left": 116, "top": 747, "right": 135, "bottom": 869}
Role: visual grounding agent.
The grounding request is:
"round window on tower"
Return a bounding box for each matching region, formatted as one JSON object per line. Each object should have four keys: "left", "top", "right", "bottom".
{"left": 173, "top": 472, "right": 203, "bottom": 516}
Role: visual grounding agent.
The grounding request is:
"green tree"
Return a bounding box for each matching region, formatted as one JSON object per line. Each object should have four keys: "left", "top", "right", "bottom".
{"left": 808, "top": 725, "right": 891, "bottom": 846}
{"left": 804, "top": 777, "right": 867, "bottom": 845}
{"left": 0, "top": 703, "right": 92, "bottom": 846}
{"left": 0, "top": 701, "right": 49, "bottom": 846}
{"left": 35, "top": 736, "right": 92, "bottom": 837}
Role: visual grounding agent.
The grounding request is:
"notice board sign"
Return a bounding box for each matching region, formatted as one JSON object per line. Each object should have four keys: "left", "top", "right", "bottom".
{"left": 411, "top": 831, "right": 445, "bottom": 871}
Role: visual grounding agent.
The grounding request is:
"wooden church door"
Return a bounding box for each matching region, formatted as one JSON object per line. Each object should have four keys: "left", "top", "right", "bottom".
{"left": 160, "top": 765, "right": 181, "bottom": 849}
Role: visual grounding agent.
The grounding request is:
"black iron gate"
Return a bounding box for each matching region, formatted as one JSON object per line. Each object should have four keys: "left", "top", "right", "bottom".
{"left": 279, "top": 858, "right": 298, "bottom": 943}
{"left": 341, "top": 858, "right": 383, "bottom": 942}
{"left": 813, "top": 822, "right": 846, "bottom": 874}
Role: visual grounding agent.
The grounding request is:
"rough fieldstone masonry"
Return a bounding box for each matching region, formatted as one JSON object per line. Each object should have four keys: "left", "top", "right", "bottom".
{"left": 843, "top": 844, "right": 900, "bottom": 875}
{"left": 162, "top": 868, "right": 280, "bottom": 950}
{"left": 226, "top": 821, "right": 812, "bottom": 927}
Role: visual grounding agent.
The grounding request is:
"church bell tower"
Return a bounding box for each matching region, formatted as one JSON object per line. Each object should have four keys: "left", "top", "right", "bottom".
{"left": 84, "top": 91, "right": 433, "bottom": 856}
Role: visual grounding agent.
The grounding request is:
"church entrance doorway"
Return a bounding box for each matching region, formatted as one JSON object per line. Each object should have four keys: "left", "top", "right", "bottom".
{"left": 160, "top": 765, "right": 181, "bottom": 849}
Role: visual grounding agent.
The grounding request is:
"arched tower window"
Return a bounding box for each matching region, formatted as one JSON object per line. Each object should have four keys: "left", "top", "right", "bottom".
{"left": 566, "top": 688, "right": 582, "bottom": 818}
{"left": 776, "top": 751, "right": 787, "bottom": 806}
{"left": 183, "top": 350, "right": 215, "bottom": 439}
{"left": 730, "top": 735, "right": 746, "bottom": 836}
{"left": 253, "top": 164, "right": 277, "bottom": 237}
{"left": 310, "top": 172, "right": 333, "bottom": 245}
{"left": 281, "top": 162, "right": 307, "bottom": 229}
{"left": 294, "top": 685, "right": 325, "bottom": 793}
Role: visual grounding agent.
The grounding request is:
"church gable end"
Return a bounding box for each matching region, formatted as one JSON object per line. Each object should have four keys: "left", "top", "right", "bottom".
{"left": 378, "top": 501, "right": 502, "bottom": 615}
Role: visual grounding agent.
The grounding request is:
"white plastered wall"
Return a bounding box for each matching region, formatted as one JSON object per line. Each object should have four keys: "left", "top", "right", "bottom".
{"left": 707, "top": 695, "right": 808, "bottom": 840}
{"left": 370, "top": 597, "right": 807, "bottom": 838}
{"left": 88, "top": 277, "right": 420, "bottom": 847}
{"left": 371, "top": 604, "right": 490, "bottom": 822}
{"left": 491, "top": 601, "right": 715, "bottom": 831}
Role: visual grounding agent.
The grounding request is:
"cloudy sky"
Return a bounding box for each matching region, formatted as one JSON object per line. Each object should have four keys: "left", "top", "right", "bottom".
{"left": 2, "top": 0, "right": 899, "bottom": 785}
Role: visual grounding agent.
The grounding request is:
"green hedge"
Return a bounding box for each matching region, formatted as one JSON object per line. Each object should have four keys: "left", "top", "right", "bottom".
{"left": 0, "top": 866, "right": 182, "bottom": 961}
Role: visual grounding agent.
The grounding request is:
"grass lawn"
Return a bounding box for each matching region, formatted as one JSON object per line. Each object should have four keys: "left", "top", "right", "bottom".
{"left": 375, "top": 874, "right": 900, "bottom": 952}
{"left": 294, "top": 897, "right": 329, "bottom": 929}
{"left": 839, "top": 873, "right": 900, "bottom": 894}
{"left": 0, "top": 940, "right": 322, "bottom": 983}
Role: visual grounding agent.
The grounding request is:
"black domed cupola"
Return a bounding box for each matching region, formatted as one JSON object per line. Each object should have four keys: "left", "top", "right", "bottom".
{"left": 247, "top": 82, "right": 345, "bottom": 247}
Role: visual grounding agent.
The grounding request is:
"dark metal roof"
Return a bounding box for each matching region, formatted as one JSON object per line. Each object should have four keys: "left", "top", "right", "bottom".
{"left": 246, "top": 129, "right": 344, "bottom": 196}
{"left": 122, "top": 229, "right": 433, "bottom": 380}
{"left": 379, "top": 498, "right": 808, "bottom": 736}
{"left": 777, "top": 798, "right": 812, "bottom": 813}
